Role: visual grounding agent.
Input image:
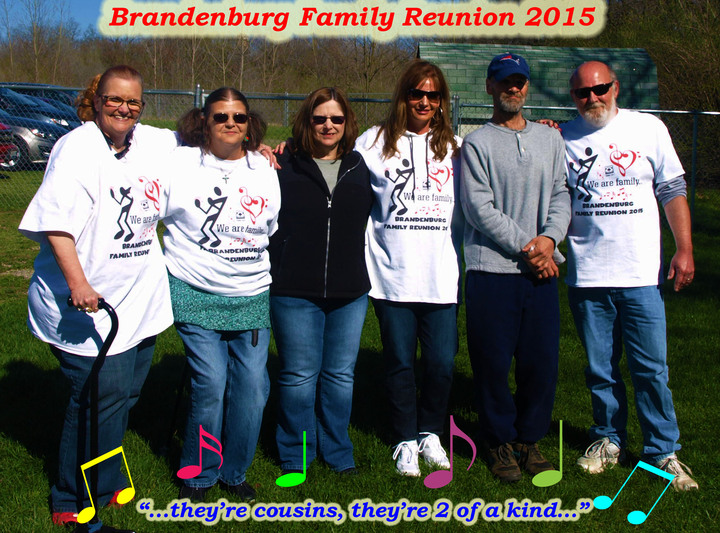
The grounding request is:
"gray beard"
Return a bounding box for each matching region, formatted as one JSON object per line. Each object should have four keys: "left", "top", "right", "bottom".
{"left": 499, "top": 97, "right": 525, "bottom": 114}
{"left": 581, "top": 104, "right": 616, "bottom": 127}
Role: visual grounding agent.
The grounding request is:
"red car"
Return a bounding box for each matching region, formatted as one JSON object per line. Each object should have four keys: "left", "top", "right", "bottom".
{"left": 0, "top": 122, "right": 19, "bottom": 169}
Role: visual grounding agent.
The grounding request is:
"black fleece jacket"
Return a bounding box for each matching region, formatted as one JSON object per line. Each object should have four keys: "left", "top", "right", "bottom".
{"left": 268, "top": 148, "right": 373, "bottom": 299}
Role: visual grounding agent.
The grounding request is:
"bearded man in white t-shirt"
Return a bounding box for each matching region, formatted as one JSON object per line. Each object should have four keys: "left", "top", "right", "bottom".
{"left": 562, "top": 60, "right": 698, "bottom": 491}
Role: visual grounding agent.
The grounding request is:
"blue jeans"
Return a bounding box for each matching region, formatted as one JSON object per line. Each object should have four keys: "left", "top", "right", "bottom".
{"left": 177, "top": 323, "right": 270, "bottom": 488}
{"left": 371, "top": 299, "right": 458, "bottom": 443}
{"left": 271, "top": 294, "right": 367, "bottom": 472}
{"left": 568, "top": 285, "right": 680, "bottom": 461}
{"left": 50, "top": 337, "right": 155, "bottom": 513}
{"left": 465, "top": 271, "right": 559, "bottom": 447}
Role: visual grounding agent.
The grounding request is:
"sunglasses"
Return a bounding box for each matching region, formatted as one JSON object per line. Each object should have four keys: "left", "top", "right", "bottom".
{"left": 407, "top": 88, "right": 442, "bottom": 103}
{"left": 212, "top": 112, "right": 249, "bottom": 124}
{"left": 100, "top": 95, "right": 144, "bottom": 112}
{"left": 573, "top": 82, "right": 614, "bottom": 99}
{"left": 312, "top": 115, "right": 346, "bottom": 125}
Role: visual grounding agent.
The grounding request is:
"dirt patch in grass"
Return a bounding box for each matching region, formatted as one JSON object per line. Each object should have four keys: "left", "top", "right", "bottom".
{"left": 4, "top": 269, "right": 33, "bottom": 279}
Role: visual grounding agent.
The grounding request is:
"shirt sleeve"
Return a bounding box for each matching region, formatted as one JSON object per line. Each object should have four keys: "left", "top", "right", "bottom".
{"left": 655, "top": 176, "right": 687, "bottom": 206}
{"left": 648, "top": 115, "right": 684, "bottom": 187}
{"left": 539, "top": 132, "right": 571, "bottom": 246}
{"left": 18, "top": 134, "right": 96, "bottom": 242}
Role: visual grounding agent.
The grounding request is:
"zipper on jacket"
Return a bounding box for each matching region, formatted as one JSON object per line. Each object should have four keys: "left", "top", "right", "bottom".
{"left": 322, "top": 159, "right": 361, "bottom": 298}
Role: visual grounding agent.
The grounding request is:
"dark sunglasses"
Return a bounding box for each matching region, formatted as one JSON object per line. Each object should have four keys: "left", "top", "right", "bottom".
{"left": 573, "top": 82, "right": 614, "bottom": 99}
{"left": 407, "top": 88, "right": 442, "bottom": 103}
{"left": 311, "top": 115, "right": 346, "bottom": 125}
{"left": 212, "top": 112, "right": 249, "bottom": 124}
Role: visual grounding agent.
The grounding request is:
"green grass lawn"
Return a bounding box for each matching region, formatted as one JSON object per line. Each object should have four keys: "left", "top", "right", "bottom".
{"left": 0, "top": 191, "right": 718, "bottom": 532}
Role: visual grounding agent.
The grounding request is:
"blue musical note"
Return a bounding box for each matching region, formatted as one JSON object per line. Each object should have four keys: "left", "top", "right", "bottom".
{"left": 593, "top": 460, "right": 675, "bottom": 524}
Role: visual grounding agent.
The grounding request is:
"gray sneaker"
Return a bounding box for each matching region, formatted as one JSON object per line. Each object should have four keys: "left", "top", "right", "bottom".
{"left": 655, "top": 455, "right": 699, "bottom": 491}
{"left": 577, "top": 437, "right": 625, "bottom": 474}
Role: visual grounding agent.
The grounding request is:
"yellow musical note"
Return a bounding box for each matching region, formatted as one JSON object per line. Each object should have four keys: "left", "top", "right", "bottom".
{"left": 77, "top": 446, "right": 135, "bottom": 524}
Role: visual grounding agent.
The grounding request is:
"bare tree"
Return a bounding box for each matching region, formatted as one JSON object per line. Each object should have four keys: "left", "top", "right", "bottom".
{"left": 0, "top": 0, "right": 15, "bottom": 78}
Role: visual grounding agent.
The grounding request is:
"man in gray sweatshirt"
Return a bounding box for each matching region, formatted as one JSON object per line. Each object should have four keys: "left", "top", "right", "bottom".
{"left": 460, "top": 53, "right": 570, "bottom": 482}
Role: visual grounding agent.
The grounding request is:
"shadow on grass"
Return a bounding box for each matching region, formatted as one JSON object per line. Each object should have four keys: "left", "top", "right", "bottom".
{"left": 0, "top": 360, "right": 67, "bottom": 482}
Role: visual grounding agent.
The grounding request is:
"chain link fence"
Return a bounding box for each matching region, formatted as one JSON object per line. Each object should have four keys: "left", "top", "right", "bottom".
{"left": 1, "top": 84, "right": 717, "bottom": 214}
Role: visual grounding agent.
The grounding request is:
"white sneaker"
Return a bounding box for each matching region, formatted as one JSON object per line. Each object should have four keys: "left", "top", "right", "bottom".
{"left": 577, "top": 437, "right": 624, "bottom": 474}
{"left": 393, "top": 440, "right": 420, "bottom": 476}
{"left": 655, "top": 455, "right": 699, "bottom": 491}
{"left": 418, "top": 433, "right": 450, "bottom": 469}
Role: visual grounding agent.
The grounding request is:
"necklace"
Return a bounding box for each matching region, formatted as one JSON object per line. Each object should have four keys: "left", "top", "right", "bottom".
{"left": 206, "top": 152, "right": 246, "bottom": 183}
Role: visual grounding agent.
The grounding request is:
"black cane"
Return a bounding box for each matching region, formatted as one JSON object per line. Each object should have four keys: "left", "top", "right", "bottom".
{"left": 68, "top": 298, "right": 135, "bottom": 533}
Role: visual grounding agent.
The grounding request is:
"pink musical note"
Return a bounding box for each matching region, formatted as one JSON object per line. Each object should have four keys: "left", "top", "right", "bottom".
{"left": 177, "top": 425, "right": 223, "bottom": 480}
{"left": 424, "top": 416, "right": 477, "bottom": 489}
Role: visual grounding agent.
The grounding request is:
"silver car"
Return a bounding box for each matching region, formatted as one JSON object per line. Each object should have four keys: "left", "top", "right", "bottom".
{"left": 0, "top": 109, "right": 68, "bottom": 170}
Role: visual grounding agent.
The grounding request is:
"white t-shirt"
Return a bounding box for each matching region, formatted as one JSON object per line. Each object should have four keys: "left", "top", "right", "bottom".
{"left": 162, "top": 148, "right": 280, "bottom": 297}
{"left": 19, "top": 122, "right": 178, "bottom": 356}
{"left": 562, "top": 109, "right": 685, "bottom": 287}
{"left": 356, "top": 126, "right": 462, "bottom": 304}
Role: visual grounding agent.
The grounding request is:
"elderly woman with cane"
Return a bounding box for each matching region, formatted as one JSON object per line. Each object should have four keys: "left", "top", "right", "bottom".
{"left": 19, "top": 65, "right": 177, "bottom": 532}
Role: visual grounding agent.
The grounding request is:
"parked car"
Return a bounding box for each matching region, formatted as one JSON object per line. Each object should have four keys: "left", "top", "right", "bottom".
{"left": 0, "top": 82, "right": 78, "bottom": 107}
{"left": 0, "top": 122, "right": 19, "bottom": 169}
{"left": 0, "top": 88, "right": 80, "bottom": 130}
{"left": 28, "top": 95, "right": 79, "bottom": 118}
{"left": 0, "top": 109, "right": 68, "bottom": 170}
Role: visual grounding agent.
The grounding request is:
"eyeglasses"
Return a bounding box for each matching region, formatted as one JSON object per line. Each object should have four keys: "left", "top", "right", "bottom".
{"left": 311, "top": 115, "right": 346, "bottom": 125}
{"left": 100, "top": 95, "right": 144, "bottom": 112}
{"left": 573, "top": 82, "right": 614, "bottom": 99}
{"left": 212, "top": 112, "right": 249, "bottom": 124}
{"left": 407, "top": 88, "right": 442, "bottom": 103}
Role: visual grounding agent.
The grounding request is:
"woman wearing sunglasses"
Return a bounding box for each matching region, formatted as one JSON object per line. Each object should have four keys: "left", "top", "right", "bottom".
{"left": 355, "top": 60, "right": 463, "bottom": 476}
{"left": 19, "top": 65, "right": 178, "bottom": 529}
{"left": 268, "top": 87, "right": 372, "bottom": 476}
{"left": 163, "top": 87, "right": 280, "bottom": 502}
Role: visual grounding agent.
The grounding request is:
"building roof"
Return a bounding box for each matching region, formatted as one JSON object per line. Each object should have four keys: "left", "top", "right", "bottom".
{"left": 418, "top": 42, "right": 659, "bottom": 112}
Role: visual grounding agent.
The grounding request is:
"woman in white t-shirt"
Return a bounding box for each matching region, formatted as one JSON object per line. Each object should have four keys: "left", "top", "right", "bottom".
{"left": 163, "top": 88, "right": 280, "bottom": 503}
{"left": 19, "top": 65, "right": 178, "bottom": 527}
{"left": 354, "top": 60, "right": 463, "bottom": 477}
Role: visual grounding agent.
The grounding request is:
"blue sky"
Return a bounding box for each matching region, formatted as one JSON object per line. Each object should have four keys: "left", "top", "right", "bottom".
{"left": 67, "top": 0, "right": 102, "bottom": 32}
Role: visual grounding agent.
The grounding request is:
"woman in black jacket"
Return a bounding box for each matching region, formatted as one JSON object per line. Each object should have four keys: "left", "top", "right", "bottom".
{"left": 269, "top": 87, "right": 373, "bottom": 476}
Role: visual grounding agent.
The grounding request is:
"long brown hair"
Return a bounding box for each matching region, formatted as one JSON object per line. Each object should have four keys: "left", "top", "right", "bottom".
{"left": 176, "top": 87, "right": 265, "bottom": 153}
{"left": 377, "top": 60, "right": 458, "bottom": 161}
{"left": 292, "top": 87, "right": 358, "bottom": 159}
{"left": 76, "top": 65, "right": 143, "bottom": 122}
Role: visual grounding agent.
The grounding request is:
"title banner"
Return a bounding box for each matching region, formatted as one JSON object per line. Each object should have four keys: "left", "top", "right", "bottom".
{"left": 99, "top": 0, "right": 607, "bottom": 41}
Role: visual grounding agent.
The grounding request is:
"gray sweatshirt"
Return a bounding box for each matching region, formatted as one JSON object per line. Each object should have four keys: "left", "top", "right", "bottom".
{"left": 460, "top": 120, "right": 570, "bottom": 274}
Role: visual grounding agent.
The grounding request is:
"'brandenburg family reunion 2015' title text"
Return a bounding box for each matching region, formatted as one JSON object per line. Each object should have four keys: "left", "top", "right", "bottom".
{"left": 100, "top": 0, "right": 606, "bottom": 41}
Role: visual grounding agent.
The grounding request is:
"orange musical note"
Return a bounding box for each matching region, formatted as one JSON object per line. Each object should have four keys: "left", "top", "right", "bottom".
{"left": 177, "top": 425, "right": 223, "bottom": 480}
{"left": 77, "top": 446, "right": 135, "bottom": 524}
{"left": 275, "top": 431, "right": 307, "bottom": 488}
{"left": 424, "top": 416, "right": 477, "bottom": 489}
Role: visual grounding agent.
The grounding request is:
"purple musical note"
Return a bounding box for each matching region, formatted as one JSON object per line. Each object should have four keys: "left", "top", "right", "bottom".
{"left": 424, "top": 416, "right": 477, "bottom": 489}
